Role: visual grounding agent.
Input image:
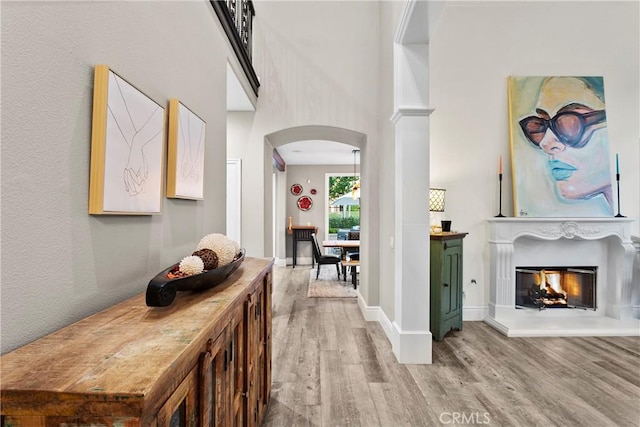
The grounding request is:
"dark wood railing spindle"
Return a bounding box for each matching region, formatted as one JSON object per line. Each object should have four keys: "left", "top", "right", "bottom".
{"left": 210, "top": 0, "right": 259, "bottom": 96}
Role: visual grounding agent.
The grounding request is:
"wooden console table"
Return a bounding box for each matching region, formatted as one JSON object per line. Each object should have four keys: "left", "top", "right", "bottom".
{"left": 0, "top": 257, "right": 274, "bottom": 426}
{"left": 289, "top": 225, "right": 317, "bottom": 268}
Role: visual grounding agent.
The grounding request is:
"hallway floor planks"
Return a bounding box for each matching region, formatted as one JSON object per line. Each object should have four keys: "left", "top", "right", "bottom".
{"left": 262, "top": 266, "right": 640, "bottom": 427}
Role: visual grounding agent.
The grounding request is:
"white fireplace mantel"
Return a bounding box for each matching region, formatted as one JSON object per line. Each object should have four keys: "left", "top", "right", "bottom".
{"left": 486, "top": 217, "right": 639, "bottom": 337}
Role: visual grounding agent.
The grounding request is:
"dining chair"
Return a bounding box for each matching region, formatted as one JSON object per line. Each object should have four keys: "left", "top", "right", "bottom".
{"left": 333, "top": 228, "right": 349, "bottom": 256}
{"left": 346, "top": 230, "right": 360, "bottom": 260}
{"left": 310, "top": 233, "right": 341, "bottom": 280}
{"left": 341, "top": 230, "right": 360, "bottom": 282}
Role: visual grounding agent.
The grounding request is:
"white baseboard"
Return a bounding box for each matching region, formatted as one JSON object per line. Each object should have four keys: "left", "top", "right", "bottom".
{"left": 356, "top": 296, "right": 397, "bottom": 351}
{"left": 357, "top": 294, "right": 381, "bottom": 322}
{"left": 356, "top": 295, "right": 432, "bottom": 364}
{"left": 274, "top": 258, "right": 287, "bottom": 267}
{"left": 392, "top": 322, "right": 432, "bottom": 364}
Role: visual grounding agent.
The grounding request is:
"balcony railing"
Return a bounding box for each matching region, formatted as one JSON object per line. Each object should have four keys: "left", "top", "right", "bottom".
{"left": 210, "top": 0, "right": 260, "bottom": 96}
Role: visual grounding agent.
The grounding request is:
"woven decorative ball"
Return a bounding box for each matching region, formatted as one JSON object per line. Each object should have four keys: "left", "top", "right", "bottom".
{"left": 192, "top": 248, "right": 219, "bottom": 270}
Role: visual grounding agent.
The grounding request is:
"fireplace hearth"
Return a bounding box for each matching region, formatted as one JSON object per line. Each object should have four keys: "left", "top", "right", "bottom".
{"left": 486, "top": 218, "right": 639, "bottom": 337}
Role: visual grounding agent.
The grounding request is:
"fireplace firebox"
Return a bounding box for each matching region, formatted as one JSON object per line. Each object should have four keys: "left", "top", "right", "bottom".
{"left": 516, "top": 267, "right": 596, "bottom": 310}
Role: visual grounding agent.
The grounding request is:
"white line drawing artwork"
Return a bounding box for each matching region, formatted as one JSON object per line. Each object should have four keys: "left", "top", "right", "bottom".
{"left": 103, "top": 71, "right": 164, "bottom": 212}
{"left": 173, "top": 102, "right": 205, "bottom": 199}
{"left": 178, "top": 103, "right": 205, "bottom": 182}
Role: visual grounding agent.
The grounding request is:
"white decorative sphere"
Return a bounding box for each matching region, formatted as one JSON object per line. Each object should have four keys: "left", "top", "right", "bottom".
{"left": 197, "top": 233, "right": 238, "bottom": 267}
{"left": 179, "top": 255, "right": 204, "bottom": 276}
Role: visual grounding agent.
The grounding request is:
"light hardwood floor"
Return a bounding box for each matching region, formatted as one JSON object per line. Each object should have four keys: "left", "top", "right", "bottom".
{"left": 262, "top": 266, "right": 640, "bottom": 427}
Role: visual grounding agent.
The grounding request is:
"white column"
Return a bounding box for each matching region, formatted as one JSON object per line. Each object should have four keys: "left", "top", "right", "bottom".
{"left": 391, "top": 109, "right": 433, "bottom": 364}
{"left": 607, "top": 240, "right": 636, "bottom": 319}
{"left": 391, "top": 0, "right": 444, "bottom": 363}
{"left": 488, "top": 240, "right": 516, "bottom": 320}
{"left": 632, "top": 237, "right": 640, "bottom": 319}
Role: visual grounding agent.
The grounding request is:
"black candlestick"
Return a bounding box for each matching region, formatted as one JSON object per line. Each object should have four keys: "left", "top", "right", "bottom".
{"left": 495, "top": 173, "right": 505, "bottom": 217}
{"left": 615, "top": 173, "right": 625, "bottom": 217}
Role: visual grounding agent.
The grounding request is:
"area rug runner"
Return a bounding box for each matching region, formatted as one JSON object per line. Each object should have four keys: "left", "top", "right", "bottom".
{"left": 307, "top": 269, "right": 357, "bottom": 298}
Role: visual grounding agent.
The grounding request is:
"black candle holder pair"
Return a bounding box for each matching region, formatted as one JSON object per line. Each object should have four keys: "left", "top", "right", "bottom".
{"left": 494, "top": 172, "right": 625, "bottom": 217}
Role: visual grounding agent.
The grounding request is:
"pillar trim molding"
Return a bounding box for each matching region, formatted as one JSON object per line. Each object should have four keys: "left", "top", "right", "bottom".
{"left": 394, "top": 0, "right": 419, "bottom": 42}
{"left": 391, "top": 107, "right": 434, "bottom": 123}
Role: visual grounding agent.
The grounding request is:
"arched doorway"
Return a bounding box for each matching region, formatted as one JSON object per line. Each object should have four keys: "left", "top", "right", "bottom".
{"left": 264, "top": 125, "right": 379, "bottom": 305}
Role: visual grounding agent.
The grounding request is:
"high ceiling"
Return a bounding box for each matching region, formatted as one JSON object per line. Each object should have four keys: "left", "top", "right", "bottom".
{"left": 227, "top": 66, "right": 358, "bottom": 166}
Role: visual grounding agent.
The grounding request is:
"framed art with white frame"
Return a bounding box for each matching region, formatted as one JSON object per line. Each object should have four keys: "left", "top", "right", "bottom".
{"left": 89, "top": 65, "right": 165, "bottom": 215}
{"left": 166, "top": 99, "right": 206, "bottom": 200}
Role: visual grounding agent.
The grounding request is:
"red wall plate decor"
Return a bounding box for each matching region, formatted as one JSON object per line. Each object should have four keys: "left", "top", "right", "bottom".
{"left": 290, "top": 183, "right": 303, "bottom": 196}
{"left": 310, "top": 188, "right": 317, "bottom": 195}
{"left": 297, "top": 195, "right": 313, "bottom": 211}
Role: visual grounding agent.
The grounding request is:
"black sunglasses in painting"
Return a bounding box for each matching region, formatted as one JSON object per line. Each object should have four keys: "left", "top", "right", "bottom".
{"left": 519, "top": 107, "right": 606, "bottom": 149}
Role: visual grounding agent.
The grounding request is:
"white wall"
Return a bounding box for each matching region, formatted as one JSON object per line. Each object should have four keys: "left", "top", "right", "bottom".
{"left": 429, "top": 1, "right": 640, "bottom": 317}
{"left": 378, "top": 0, "right": 403, "bottom": 320}
{"left": 1, "top": 2, "right": 233, "bottom": 353}
{"left": 227, "top": 112, "right": 256, "bottom": 159}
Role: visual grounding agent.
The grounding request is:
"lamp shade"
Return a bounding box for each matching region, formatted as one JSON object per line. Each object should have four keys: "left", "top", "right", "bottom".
{"left": 351, "top": 181, "right": 361, "bottom": 200}
{"left": 351, "top": 149, "right": 360, "bottom": 200}
{"left": 429, "top": 188, "right": 446, "bottom": 212}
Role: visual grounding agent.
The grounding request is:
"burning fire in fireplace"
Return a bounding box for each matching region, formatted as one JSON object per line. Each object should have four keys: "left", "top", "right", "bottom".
{"left": 516, "top": 267, "right": 597, "bottom": 310}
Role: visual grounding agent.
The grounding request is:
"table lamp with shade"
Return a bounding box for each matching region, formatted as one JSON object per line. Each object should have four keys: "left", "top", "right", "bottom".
{"left": 429, "top": 188, "right": 446, "bottom": 232}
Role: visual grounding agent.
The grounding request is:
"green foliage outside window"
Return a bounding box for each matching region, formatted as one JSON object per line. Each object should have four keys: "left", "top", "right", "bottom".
{"left": 328, "top": 213, "right": 360, "bottom": 233}
{"left": 329, "top": 176, "right": 359, "bottom": 200}
{"left": 328, "top": 176, "right": 360, "bottom": 233}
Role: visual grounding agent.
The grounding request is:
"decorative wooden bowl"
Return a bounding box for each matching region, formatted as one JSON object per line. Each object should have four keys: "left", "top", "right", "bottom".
{"left": 146, "top": 249, "right": 245, "bottom": 307}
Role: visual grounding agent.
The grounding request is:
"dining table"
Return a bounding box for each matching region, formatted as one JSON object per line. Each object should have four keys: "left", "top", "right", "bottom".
{"left": 322, "top": 240, "right": 360, "bottom": 256}
{"left": 322, "top": 240, "right": 360, "bottom": 282}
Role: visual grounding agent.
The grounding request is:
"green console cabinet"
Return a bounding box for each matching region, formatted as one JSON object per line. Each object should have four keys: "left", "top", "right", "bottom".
{"left": 430, "top": 232, "right": 468, "bottom": 341}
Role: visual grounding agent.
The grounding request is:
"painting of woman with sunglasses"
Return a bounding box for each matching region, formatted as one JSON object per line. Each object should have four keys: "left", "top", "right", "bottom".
{"left": 508, "top": 76, "right": 614, "bottom": 217}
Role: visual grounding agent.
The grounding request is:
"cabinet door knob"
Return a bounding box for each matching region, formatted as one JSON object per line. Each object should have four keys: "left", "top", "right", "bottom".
{"left": 443, "top": 283, "right": 449, "bottom": 287}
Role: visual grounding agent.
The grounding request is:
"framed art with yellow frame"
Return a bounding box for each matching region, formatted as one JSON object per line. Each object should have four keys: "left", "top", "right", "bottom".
{"left": 89, "top": 65, "right": 165, "bottom": 215}
{"left": 166, "top": 99, "right": 205, "bottom": 200}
